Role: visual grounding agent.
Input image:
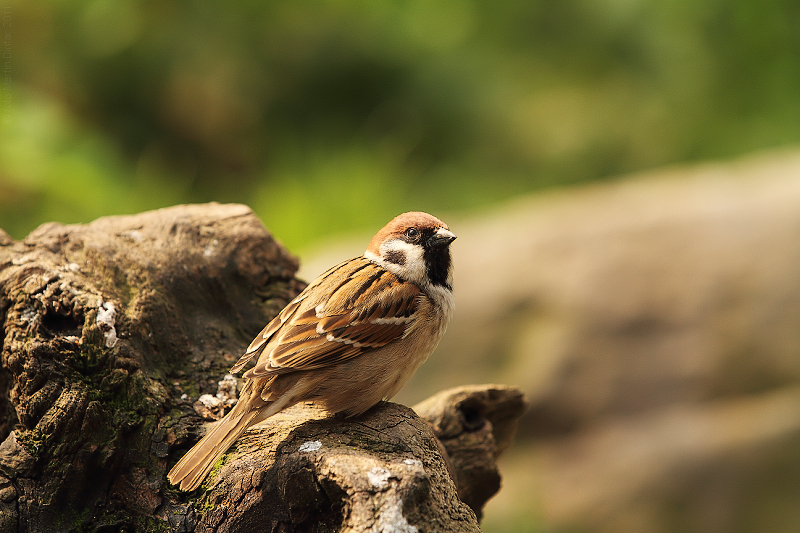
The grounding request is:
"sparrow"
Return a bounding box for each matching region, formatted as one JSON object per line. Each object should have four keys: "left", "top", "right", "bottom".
{"left": 168, "top": 211, "right": 456, "bottom": 491}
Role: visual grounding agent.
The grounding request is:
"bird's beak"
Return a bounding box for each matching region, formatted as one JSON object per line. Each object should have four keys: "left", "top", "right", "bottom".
{"left": 427, "top": 228, "right": 457, "bottom": 248}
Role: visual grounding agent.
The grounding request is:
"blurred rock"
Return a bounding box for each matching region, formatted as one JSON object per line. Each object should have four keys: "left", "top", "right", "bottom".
{"left": 304, "top": 149, "right": 800, "bottom": 532}
{"left": 456, "top": 149, "right": 800, "bottom": 533}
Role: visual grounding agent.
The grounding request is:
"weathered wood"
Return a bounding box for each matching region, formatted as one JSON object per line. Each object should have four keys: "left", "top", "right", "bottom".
{"left": 0, "top": 204, "right": 525, "bottom": 532}
{"left": 183, "top": 402, "right": 479, "bottom": 533}
{"left": 414, "top": 385, "right": 528, "bottom": 520}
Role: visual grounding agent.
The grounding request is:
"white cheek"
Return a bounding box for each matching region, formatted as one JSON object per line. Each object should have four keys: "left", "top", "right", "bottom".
{"left": 381, "top": 239, "right": 423, "bottom": 263}
{"left": 365, "top": 239, "right": 427, "bottom": 285}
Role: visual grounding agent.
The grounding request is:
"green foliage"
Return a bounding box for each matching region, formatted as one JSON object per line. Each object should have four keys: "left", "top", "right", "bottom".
{"left": 2, "top": 0, "right": 800, "bottom": 249}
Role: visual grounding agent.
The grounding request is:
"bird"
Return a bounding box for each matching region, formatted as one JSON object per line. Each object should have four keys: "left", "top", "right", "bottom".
{"left": 167, "top": 211, "right": 456, "bottom": 491}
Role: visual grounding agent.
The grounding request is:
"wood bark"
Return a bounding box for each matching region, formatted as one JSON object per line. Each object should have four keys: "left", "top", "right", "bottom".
{"left": 0, "top": 204, "right": 526, "bottom": 532}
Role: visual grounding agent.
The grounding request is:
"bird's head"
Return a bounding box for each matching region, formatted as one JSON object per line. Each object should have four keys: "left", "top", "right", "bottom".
{"left": 365, "top": 212, "right": 456, "bottom": 291}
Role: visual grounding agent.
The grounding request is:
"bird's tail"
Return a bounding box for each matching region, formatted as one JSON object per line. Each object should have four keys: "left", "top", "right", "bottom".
{"left": 167, "top": 402, "right": 262, "bottom": 492}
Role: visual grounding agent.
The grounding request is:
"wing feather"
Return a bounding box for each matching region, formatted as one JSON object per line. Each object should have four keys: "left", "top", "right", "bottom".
{"left": 318, "top": 313, "right": 352, "bottom": 331}
{"left": 230, "top": 297, "right": 304, "bottom": 374}
{"left": 241, "top": 257, "right": 422, "bottom": 378}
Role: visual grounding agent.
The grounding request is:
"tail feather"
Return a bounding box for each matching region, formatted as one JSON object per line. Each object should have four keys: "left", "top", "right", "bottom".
{"left": 167, "top": 376, "right": 304, "bottom": 491}
{"left": 167, "top": 407, "right": 261, "bottom": 491}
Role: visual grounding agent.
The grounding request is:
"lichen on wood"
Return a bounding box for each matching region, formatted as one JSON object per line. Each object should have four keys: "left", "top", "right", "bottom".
{"left": 0, "top": 204, "right": 301, "bottom": 532}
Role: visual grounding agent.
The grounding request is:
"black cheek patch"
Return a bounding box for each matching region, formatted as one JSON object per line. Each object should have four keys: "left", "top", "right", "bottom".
{"left": 384, "top": 250, "right": 407, "bottom": 265}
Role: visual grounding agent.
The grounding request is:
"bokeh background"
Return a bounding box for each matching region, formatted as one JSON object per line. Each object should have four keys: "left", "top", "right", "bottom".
{"left": 3, "top": 1, "right": 800, "bottom": 532}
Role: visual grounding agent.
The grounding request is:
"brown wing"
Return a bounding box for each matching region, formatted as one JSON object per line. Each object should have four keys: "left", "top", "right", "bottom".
{"left": 230, "top": 258, "right": 367, "bottom": 374}
{"left": 229, "top": 297, "right": 303, "bottom": 374}
{"left": 240, "top": 257, "right": 421, "bottom": 378}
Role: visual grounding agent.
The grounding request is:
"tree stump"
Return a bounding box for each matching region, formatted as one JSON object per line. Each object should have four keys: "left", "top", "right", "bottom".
{"left": 0, "top": 204, "right": 526, "bottom": 532}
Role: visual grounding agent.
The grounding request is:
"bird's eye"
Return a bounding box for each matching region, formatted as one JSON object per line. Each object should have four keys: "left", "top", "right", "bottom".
{"left": 404, "top": 227, "right": 419, "bottom": 240}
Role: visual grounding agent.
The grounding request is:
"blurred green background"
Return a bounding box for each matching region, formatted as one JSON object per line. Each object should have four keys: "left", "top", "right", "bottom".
{"left": 2, "top": 0, "right": 799, "bottom": 252}
{"left": 3, "top": 1, "right": 800, "bottom": 532}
